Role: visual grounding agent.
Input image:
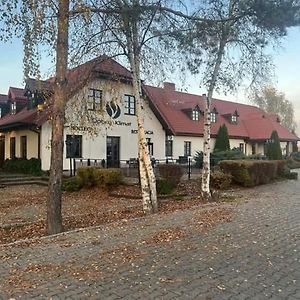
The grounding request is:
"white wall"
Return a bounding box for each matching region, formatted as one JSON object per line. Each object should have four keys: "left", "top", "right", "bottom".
{"left": 170, "top": 136, "right": 245, "bottom": 160}
{"left": 40, "top": 78, "right": 165, "bottom": 170}
{"left": 3, "top": 129, "right": 39, "bottom": 159}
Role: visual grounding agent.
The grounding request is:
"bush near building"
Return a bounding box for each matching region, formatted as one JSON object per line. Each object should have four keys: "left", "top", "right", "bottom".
{"left": 3, "top": 158, "right": 42, "bottom": 176}
{"left": 194, "top": 149, "right": 245, "bottom": 168}
{"left": 219, "top": 160, "right": 290, "bottom": 187}
{"left": 214, "top": 124, "right": 230, "bottom": 152}
{"left": 210, "top": 170, "right": 232, "bottom": 190}
{"left": 157, "top": 164, "right": 183, "bottom": 188}
{"left": 64, "top": 167, "right": 123, "bottom": 192}
{"left": 266, "top": 130, "right": 283, "bottom": 160}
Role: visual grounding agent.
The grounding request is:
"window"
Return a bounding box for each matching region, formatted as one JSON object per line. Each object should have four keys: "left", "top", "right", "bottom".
{"left": 87, "top": 89, "right": 102, "bottom": 111}
{"left": 124, "top": 95, "right": 136, "bottom": 115}
{"left": 231, "top": 115, "right": 237, "bottom": 123}
{"left": 0, "top": 108, "right": 2, "bottom": 118}
{"left": 252, "top": 143, "right": 256, "bottom": 155}
{"left": 11, "top": 102, "right": 17, "bottom": 114}
{"left": 239, "top": 143, "right": 244, "bottom": 154}
{"left": 146, "top": 138, "right": 153, "bottom": 156}
{"left": 10, "top": 137, "right": 16, "bottom": 159}
{"left": 192, "top": 109, "right": 199, "bottom": 121}
{"left": 210, "top": 112, "right": 216, "bottom": 123}
{"left": 165, "top": 140, "right": 173, "bottom": 157}
{"left": 184, "top": 141, "right": 191, "bottom": 156}
{"left": 66, "top": 135, "right": 82, "bottom": 158}
{"left": 20, "top": 136, "right": 27, "bottom": 159}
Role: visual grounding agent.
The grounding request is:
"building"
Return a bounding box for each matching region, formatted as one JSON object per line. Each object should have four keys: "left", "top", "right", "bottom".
{"left": 144, "top": 84, "right": 299, "bottom": 158}
{"left": 0, "top": 56, "right": 298, "bottom": 171}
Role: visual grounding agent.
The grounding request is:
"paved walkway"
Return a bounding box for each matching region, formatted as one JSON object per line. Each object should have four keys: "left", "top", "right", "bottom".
{"left": 1, "top": 170, "right": 300, "bottom": 299}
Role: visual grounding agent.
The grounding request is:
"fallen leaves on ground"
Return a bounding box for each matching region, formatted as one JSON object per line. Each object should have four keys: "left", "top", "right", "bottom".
{"left": 0, "top": 183, "right": 234, "bottom": 244}
{"left": 192, "top": 207, "right": 233, "bottom": 233}
{"left": 141, "top": 227, "right": 186, "bottom": 245}
{"left": 5, "top": 261, "right": 102, "bottom": 293}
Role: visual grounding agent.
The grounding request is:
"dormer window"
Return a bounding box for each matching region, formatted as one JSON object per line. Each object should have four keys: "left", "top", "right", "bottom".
{"left": 11, "top": 102, "right": 16, "bottom": 114}
{"left": 210, "top": 112, "right": 216, "bottom": 123}
{"left": 231, "top": 110, "right": 239, "bottom": 124}
{"left": 192, "top": 109, "right": 199, "bottom": 121}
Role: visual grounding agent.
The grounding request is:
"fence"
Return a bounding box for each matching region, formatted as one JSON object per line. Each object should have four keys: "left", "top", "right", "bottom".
{"left": 71, "top": 157, "right": 203, "bottom": 180}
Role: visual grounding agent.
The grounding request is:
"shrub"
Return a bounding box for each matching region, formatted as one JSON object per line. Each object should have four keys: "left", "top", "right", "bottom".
{"left": 285, "top": 172, "right": 298, "bottom": 180}
{"left": 63, "top": 176, "right": 83, "bottom": 192}
{"left": 3, "top": 158, "right": 42, "bottom": 176}
{"left": 219, "top": 160, "right": 283, "bottom": 187}
{"left": 194, "top": 150, "right": 245, "bottom": 168}
{"left": 247, "top": 154, "right": 267, "bottom": 160}
{"left": 291, "top": 152, "right": 300, "bottom": 162}
{"left": 214, "top": 124, "right": 230, "bottom": 152}
{"left": 77, "top": 167, "right": 123, "bottom": 188}
{"left": 210, "top": 171, "right": 232, "bottom": 190}
{"left": 286, "top": 157, "right": 300, "bottom": 169}
{"left": 156, "top": 178, "right": 173, "bottom": 195}
{"left": 101, "top": 169, "right": 123, "bottom": 186}
{"left": 266, "top": 130, "right": 282, "bottom": 160}
{"left": 77, "top": 167, "right": 98, "bottom": 187}
{"left": 157, "top": 164, "right": 183, "bottom": 188}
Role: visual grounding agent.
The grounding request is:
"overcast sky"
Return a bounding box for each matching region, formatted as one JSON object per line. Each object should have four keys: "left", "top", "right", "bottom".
{"left": 0, "top": 27, "right": 299, "bottom": 134}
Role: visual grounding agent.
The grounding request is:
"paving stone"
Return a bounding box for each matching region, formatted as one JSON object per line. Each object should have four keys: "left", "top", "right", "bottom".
{"left": 0, "top": 170, "right": 299, "bottom": 299}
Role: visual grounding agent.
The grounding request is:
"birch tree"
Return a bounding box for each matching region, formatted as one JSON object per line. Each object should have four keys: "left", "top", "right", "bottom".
{"left": 176, "top": 0, "right": 300, "bottom": 200}
{"left": 70, "top": 0, "right": 191, "bottom": 214}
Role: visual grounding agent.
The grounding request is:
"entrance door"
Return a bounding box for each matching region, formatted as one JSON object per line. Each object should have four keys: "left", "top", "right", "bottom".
{"left": 107, "top": 136, "right": 120, "bottom": 168}
{"left": 0, "top": 136, "right": 5, "bottom": 169}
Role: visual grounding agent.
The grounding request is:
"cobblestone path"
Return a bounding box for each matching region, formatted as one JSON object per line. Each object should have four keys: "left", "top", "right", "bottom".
{"left": 1, "top": 171, "right": 300, "bottom": 299}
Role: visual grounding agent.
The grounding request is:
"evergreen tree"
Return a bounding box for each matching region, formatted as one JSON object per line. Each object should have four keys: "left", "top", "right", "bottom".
{"left": 214, "top": 124, "right": 230, "bottom": 152}
{"left": 266, "top": 130, "right": 283, "bottom": 160}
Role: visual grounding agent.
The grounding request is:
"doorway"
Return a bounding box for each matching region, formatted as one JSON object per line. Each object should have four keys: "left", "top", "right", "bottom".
{"left": 107, "top": 136, "right": 120, "bottom": 168}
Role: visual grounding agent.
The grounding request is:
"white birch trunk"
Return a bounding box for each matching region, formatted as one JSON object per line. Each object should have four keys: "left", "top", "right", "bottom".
{"left": 201, "top": 93, "right": 211, "bottom": 200}
{"left": 201, "top": 35, "right": 229, "bottom": 201}
{"left": 125, "top": 17, "right": 158, "bottom": 214}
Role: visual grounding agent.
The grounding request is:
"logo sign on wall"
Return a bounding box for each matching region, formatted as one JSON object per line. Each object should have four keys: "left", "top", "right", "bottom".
{"left": 106, "top": 101, "right": 121, "bottom": 119}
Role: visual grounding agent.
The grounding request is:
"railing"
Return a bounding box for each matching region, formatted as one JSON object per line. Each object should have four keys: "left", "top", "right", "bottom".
{"left": 71, "top": 157, "right": 203, "bottom": 180}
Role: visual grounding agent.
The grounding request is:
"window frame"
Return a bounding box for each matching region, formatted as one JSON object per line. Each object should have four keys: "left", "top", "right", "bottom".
{"left": 124, "top": 94, "right": 136, "bottom": 115}
{"left": 191, "top": 109, "right": 199, "bottom": 121}
{"left": 165, "top": 140, "right": 173, "bottom": 157}
{"left": 66, "top": 135, "right": 82, "bottom": 158}
{"left": 87, "top": 88, "right": 102, "bottom": 111}
{"left": 184, "top": 141, "right": 191, "bottom": 157}
{"left": 20, "top": 136, "right": 27, "bottom": 159}
{"left": 239, "top": 143, "right": 244, "bottom": 154}
{"left": 210, "top": 112, "right": 217, "bottom": 123}
{"left": 10, "top": 137, "right": 16, "bottom": 159}
{"left": 11, "top": 101, "right": 17, "bottom": 115}
{"left": 231, "top": 114, "right": 238, "bottom": 123}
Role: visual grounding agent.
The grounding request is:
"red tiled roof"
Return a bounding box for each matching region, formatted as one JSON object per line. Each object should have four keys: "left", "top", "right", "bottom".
{"left": 0, "top": 107, "right": 37, "bottom": 127}
{"left": 0, "top": 94, "right": 7, "bottom": 103}
{"left": 0, "top": 56, "right": 132, "bottom": 129}
{"left": 144, "top": 85, "right": 299, "bottom": 141}
{"left": 8, "top": 87, "right": 26, "bottom": 102}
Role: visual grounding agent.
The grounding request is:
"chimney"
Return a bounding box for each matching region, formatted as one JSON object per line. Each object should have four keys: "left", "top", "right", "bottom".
{"left": 163, "top": 82, "right": 175, "bottom": 91}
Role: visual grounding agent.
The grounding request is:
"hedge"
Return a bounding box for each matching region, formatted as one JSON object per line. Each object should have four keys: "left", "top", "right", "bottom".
{"left": 219, "top": 160, "right": 287, "bottom": 187}
{"left": 3, "top": 158, "right": 42, "bottom": 176}
{"left": 157, "top": 164, "right": 183, "bottom": 188}
{"left": 76, "top": 167, "right": 123, "bottom": 189}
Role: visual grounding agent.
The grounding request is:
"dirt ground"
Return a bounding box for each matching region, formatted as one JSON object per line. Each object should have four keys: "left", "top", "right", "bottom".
{"left": 0, "top": 180, "right": 219, "bottom": 244}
